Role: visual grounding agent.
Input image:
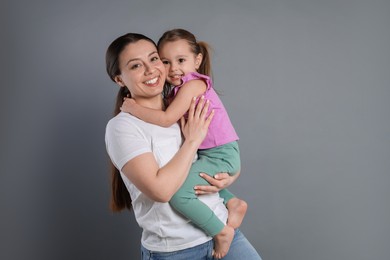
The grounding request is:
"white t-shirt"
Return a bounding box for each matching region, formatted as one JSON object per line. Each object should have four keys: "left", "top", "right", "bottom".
{"left": 105, "top": 112, "right": 228, "bottom": 252}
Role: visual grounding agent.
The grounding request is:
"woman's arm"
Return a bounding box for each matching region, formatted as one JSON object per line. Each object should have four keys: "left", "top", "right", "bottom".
{"left": 121, "top": 96, "right": 214, "bottom": 202}
{"left": 121, "top": 80, "right": 207, "bottom": 127}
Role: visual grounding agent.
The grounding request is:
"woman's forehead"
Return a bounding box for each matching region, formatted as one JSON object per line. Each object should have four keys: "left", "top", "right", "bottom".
{"left": 120, "top": 40, "right": 157, "bottom": 64}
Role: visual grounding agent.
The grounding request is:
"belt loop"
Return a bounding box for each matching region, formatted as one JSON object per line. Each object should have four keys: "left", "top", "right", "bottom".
{"left": 141, "top": 245, "right": 152, "bottom": 260}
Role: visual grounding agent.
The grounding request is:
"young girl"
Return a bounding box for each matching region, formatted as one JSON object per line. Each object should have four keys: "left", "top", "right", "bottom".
{"left": 121, "top": 29, "right": 247, "bottom": 259}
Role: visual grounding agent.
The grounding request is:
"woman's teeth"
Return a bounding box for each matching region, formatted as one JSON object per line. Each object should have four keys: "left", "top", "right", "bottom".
{"left": 145, "top": 77, "right": 158, "bottom": 84}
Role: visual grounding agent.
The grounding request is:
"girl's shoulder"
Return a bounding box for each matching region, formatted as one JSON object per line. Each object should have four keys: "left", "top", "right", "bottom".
{"left": 181, "top": 72, "right": 211, "bottom": 85}
{"left": 178, "top": 72, "right": 212, "bottom": 93}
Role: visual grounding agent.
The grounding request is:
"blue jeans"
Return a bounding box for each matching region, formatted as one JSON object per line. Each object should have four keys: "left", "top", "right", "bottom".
{"left": 141, "top": 229, "right": 262, "bottom": 260}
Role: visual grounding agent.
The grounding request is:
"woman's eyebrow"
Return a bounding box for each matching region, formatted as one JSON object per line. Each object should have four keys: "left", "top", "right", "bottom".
{"left": 125, "top": 51, "right": 158, "bottom": 66}
{"left": 125, "top": 58, "right": 139, "bottom": 66}
{"left": 148, "top": 51, "right": 158, "bottom": 57}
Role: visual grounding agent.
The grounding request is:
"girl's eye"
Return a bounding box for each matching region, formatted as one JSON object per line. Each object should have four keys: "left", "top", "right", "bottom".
{"left": 162, "top": 60, "right": 169, "bottom": 65}
{"left": 178, "top": 58, "right": 185, "bottom": 63}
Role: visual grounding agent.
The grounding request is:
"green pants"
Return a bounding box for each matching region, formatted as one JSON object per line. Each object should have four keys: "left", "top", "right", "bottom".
{"left": 170, "top": 141, "right": 240, "bottom": 236}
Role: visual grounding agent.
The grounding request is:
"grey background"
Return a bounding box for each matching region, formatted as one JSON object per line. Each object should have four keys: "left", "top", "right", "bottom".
{"left": 1, "top": 0, "right": 389, "bottom": 259}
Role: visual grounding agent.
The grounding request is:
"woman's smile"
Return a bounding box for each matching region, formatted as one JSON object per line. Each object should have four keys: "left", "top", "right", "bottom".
{"left": 144, "top": 76, "right": 160, "bottom": 87}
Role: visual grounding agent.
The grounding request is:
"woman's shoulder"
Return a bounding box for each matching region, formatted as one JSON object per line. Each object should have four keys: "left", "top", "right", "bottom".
{"left": 106, "top": 112, "right": 142, "bottom": 133}
{"left": 106, "top": 112, "right": 181, "bottom": 136}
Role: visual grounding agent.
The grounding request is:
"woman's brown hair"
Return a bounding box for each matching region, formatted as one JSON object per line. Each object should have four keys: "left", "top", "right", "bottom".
{"left": 105, "top": 33, "right": 156, "bottom": 212}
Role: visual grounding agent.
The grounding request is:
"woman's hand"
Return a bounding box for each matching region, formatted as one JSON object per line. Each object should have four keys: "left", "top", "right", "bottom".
{"left": 194, "top": 171, "right": 241, "bottom": 195}
{"left": 181, "top": 95, "right": 214, "bottom": 147}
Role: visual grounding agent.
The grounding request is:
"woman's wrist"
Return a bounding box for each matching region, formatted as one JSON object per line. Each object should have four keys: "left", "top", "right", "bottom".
{"left": 181, "top": 139, "right": 201, "bottom": 154}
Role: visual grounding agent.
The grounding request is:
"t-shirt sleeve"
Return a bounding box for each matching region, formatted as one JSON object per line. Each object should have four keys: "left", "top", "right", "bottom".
{"left": 105, "top": 116, "right": 151, "bottom": 170}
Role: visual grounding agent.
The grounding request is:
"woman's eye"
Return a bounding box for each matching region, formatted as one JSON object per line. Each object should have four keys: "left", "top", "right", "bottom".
{"left": 130, "top": 64, "right": 141, "bottom": 70}
{"left": 151, "top": 56, "right": 159, "bottom": 62}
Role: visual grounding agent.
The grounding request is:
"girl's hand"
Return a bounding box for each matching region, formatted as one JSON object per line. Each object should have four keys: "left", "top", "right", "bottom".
{"left": 181, "top": 96, "right": 214, "bottom": 147}
{"left": 194, "top": 171, "right": 240, "bottom": 195}
{"left": 120, "top": 97, "right": 138, "bottom": 114}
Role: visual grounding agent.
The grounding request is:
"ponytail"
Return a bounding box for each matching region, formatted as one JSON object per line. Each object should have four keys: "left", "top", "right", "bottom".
{"left": 109, "top": 87, "right": 132, "bottom": 212}
{"left": 197, "top": 41, "right": 212, "bottom": 78}
{"left": 110, "top": 165, "right": 131, "bottom": 212}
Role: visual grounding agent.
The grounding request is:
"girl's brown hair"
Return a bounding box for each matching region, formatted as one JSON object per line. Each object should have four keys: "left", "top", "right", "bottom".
{"left": 105, "top": 33, "right": 156, "bottom": 212}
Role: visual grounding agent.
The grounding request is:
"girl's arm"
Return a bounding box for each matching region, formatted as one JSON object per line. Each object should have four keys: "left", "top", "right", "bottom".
{"left": 121, "top": 80, "right": 207, "bottom": 127}
{"left": 121, "top": 96, "right": 214, "bottom": 202}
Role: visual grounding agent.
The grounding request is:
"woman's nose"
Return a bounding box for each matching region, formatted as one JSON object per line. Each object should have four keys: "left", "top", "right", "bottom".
{"left": 144, "top": 63, "right": 156, "bottom": 75}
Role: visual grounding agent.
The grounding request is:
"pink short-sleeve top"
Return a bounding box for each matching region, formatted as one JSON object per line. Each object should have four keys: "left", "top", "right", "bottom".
{"left": 173, "top": 72, "right": 239, "bottom": 149}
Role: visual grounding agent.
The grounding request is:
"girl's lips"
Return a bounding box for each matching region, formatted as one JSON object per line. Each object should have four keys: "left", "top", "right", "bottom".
{"left": 169, "top": 74, "right": 183, "bottom": 80}
{"left": 169, "top": 75, "right": 183, "bottom": 84}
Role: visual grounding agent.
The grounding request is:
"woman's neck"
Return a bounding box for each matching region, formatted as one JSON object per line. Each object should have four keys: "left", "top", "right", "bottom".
{"left": 134, "top": 96, "right": 164, "bottom": 111}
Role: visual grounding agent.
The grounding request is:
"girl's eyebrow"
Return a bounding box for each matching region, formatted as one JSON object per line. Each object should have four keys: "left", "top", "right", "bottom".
{"left": 175, "top": 55, "right": 189, "bottom": 60}
{"left": 125, "top": 51, "right": 158, "bottom": 66}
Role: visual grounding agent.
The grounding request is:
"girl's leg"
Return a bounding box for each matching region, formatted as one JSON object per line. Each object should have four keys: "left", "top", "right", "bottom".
{"left": 209, "top": 142, "right": 247, "bottom": 229}
{"left": 170, "top": 142, "right": 242, "bottom": 258}
{"left": 225, "top": 198, "right": 248, "bottom": 229}
{"left": 218, "top": 189, "right": 235, "bottom": 205}
{"left": 170, "top": 163, "right": 225, "bottom": 236}
{"left": 170, "top": 142, "right": 241, "bottom": 235}
{"left": 170, "top": 156, "right": 234, "bottom": 258}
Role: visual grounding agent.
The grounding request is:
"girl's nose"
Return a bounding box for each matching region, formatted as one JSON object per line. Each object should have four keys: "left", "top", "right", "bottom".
{"left": 169, "top": 62, "right": 178, "bottom": 72}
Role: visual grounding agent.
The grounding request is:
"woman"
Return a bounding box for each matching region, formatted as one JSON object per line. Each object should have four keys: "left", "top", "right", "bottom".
{"left": 105, "top": 33, "right": 261, "bottom": 259}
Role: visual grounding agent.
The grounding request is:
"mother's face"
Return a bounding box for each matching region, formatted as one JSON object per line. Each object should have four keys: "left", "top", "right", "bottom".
{"left": 114, "top": 40, "right": 166, "bottom": 100}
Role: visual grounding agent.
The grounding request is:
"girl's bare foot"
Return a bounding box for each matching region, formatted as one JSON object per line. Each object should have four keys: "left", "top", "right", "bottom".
{"left": 213, "top": 225, "right": 234, "bottom": 259}
{"left": 226, "top": 198, "right": 248, "bottom": 229}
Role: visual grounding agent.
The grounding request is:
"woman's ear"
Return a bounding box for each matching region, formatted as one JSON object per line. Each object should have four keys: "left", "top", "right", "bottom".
{"left": 195, "top": 53, "right": 203, "bottom": 70}
{"left": 114, "top": 75, "right": 125, "bottom": 87}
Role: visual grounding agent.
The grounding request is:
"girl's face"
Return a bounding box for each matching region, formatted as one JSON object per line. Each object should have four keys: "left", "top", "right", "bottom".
{"left": 159, "top": 39, "right": 202, "bottom": 86}
{"left": 114, "top": 40, "right": 166, "bottom": 105}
